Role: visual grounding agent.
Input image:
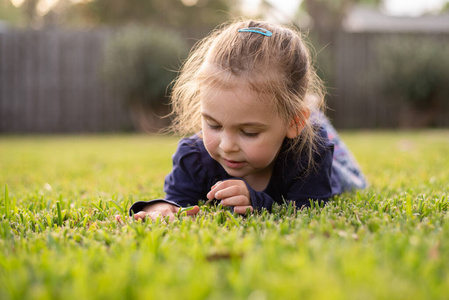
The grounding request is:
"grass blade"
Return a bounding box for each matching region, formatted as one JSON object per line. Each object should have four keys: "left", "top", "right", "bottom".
{"left": 56, "top": 201, "right": 63, "bottom": 226}
{"left": 4, "top": 184, "right": 9, "bottom": 219}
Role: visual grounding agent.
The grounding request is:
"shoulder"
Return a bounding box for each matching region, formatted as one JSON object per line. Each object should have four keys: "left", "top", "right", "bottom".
{"left": 172, "top": 134, "right": 225, "bottom": 177}
{"left": 309, "top": 125, "right": 334, "bottom": 174}
{"left": 314, "top": 125, "right": 334, "bottom": 157}
{"left": 273, "top": 126, "right": 334, "bottom": 201}
{"left": 278, "top": 126, "right": 333, "bottom": 177}
{"left": 289, "top": 125, "right": 333, "bottom": 158}
{"left": 176, "top": 133, "right": 203, "bottom": 149}
{"left": 172, "top": 134, "right": 204, "bottom": 167}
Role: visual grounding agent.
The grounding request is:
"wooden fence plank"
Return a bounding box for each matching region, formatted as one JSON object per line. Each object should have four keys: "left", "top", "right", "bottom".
{"left": 0, "top": 28, "right": 132, "bottom": 133}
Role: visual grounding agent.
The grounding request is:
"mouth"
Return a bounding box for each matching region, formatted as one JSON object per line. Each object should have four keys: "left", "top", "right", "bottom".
{"left": 222, "top": 158, "right": 245, "bottom": 169}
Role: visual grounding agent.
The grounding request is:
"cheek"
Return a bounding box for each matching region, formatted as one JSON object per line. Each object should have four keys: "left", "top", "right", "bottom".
{"left": 253, "top": 147, "right": 278, "bottom": 165}
{"left": 244, "top": 137, "right": 283, "bottom": 165}
{"left": 201, "top": 126, "right": 218, "bottom": 153}
{"left": 243, "top": 142, "right": 272, "bottom": 162}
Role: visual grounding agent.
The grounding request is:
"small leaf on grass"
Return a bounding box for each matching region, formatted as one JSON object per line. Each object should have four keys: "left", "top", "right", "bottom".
{"left": 177, "top": 206, "right": 196, "bottom": 218}
{"left": 206, "top": 252, "right": 244, "bottom": 262}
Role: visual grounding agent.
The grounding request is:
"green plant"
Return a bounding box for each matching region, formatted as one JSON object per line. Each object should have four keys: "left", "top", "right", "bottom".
{"left": 103, "top": 26, "right": 189, "bottom": 108}
{"left": 377, "top": 36, "right": 449, "bottom": 110}
{"left": 1, "top": 132, "right": 448, "bottom": 299}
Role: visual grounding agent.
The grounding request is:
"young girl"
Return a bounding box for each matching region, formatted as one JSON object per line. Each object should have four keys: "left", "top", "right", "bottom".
{"left": 129, "top": 20, "right": 367, "bottom": 222}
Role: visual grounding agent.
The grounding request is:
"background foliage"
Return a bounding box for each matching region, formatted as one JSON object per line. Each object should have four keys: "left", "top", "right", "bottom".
{"left": 3, "top": 0, "right": 238, "bottom": 32}
{"left": 377, "top": 36, "right": 449, "bottom": 110}
{"left": 102, "top": 26, "right": 189, "bottom": 108}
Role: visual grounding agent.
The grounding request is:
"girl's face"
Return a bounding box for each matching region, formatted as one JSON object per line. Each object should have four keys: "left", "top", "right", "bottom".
{"left": 200, "top": 84, "right": 298, "bottom": 191}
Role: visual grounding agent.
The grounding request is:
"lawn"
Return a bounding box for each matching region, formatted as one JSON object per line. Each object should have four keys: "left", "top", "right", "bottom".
{"left": 1, "top": 131, "right": 448, "bottom": 300}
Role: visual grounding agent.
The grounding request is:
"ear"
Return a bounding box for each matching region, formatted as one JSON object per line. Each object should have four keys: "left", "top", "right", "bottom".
{"left": 286, "top": 108, "right": 310, "bottom": 139}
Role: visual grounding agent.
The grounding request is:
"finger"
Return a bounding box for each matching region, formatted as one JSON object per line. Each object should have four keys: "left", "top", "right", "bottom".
{"left": 133, "top": 211, "right": 148, "bottom": 221}
{"left": 115, "top": 214, "right": 124, "bottom": 225}
{"left": 207, "top": 181, "right": 222, "bottom": 199}
{"left": 184, "top": 205, "right": 200, "bottom": 216}
{"left": 220, "top": 195, "right": 250, "bottom": 207}
{"left": 210, "top": 181, "right": 222, "bottom": 190}
{"left": 207, "top": 185, "right": 218, "bottom": 200}
{"left": 175, "top": 205, "right": 200, "bottom": 217}
{"left": 234, "top": 206, "right": 254, "bottom": 215}
{"left": 147, "top": 211, "right": 162, "bottom": 221}
{"left": 207, "top": 180, "right": 238, "bottom": 199}
{"left": 215, "top": 185, "right": 248, "bottom": 200}
{"left": 153, "top": 211, "right": 176, "bottom": 223}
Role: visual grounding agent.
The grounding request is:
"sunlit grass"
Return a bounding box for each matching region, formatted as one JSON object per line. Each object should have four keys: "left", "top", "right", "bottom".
{"left": 1, "top": 131, "right": 448, "bottom": 300}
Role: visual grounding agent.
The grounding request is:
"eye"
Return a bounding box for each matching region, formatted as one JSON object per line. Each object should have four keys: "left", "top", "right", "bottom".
{"left": 241, "top": 130, "right": 260, "bottom": 138}
{"left": 207, "top": 122, "right": 221, "bottom": 130}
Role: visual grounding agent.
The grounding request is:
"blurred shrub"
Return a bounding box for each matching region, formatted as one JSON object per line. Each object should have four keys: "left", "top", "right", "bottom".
{"left": 103, "top": 26, "right": 189, "bottom": 108}
{"left": 308, "top": 32, "right": 335, "bottom": 87}
{"left": 377, "top": 36, "right": 449, "bottom": 110}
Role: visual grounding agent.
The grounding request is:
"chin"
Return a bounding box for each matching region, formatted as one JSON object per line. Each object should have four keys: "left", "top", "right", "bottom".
{"left": 222, "top": 167, "right": 246, "bottom": 178}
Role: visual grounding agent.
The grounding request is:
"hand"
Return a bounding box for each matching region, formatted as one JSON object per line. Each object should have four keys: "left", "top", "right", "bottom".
{"left": 207, "top": 180, "right": 253, "bottom": 214}
{"left": 132, "top": 202, "right": 199, "bottom": 223}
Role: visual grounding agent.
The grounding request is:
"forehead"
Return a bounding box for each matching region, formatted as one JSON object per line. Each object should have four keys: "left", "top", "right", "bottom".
{"left": 200, "top": 84, "right": 281, "bottom": 124}
{"left": 196, "top": 61, "right": 280, "bottom": 97}
{"left": 201, "top": 83, "right": 264, "bottom": 108}
{"left": 200, "top": 77, "right": 273, "bottom": 105}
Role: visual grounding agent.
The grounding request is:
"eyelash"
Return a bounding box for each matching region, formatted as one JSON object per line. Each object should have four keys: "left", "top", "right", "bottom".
{"left": 207, "top": 123, "right": 259, "bottom": 138}
{"left": 242, "top": 131, "right": 259, "bottom": 138}
{"left": 207, "top": 124, "right": 221, "bottom": 130}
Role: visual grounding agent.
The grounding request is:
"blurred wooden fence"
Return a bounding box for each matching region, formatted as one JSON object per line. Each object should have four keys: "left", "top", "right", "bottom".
{"left": 331, "top": 31, "right": 449, "bottom": 128}
{"left": 0, "top": 28, "right": 130, "bottom": 133}
{"left": 0, "top": 28, "right": 448, "bottom": 133}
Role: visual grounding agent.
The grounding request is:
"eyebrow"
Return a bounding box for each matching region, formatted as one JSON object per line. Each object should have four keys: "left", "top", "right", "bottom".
{"left": 201, "top": 113, "right": 267, "bottom": 128}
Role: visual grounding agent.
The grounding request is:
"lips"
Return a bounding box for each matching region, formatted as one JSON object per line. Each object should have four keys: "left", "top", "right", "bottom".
{"left": 222, "top": 158, "right": 245, "bottom": 169}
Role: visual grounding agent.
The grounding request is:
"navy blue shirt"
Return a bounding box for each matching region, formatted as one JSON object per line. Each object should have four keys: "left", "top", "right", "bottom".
{"left": 129, "top": 127, "right": 342, "bottom": 214}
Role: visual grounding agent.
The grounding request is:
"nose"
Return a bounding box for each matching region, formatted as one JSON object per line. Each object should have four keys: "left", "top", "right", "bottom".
{"left": 219, "top": 131, "right": 239, "bottom": 153}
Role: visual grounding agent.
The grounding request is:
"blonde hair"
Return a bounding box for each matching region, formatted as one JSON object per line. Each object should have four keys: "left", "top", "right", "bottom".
{"left": 169, "top": 19, "right": 326, "bottom": 171}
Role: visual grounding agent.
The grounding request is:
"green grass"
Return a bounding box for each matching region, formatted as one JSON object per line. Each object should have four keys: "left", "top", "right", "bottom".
{"left": 1, "top": 131, "right": 448, "bottom": 300}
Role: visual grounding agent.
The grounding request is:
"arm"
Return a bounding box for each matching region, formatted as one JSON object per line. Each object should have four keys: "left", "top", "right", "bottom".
{"left": 130, "top": 201, "right": 199, "bottom": 222}
{"left": 128, "top": 136, "right": 206, "bottom": 220}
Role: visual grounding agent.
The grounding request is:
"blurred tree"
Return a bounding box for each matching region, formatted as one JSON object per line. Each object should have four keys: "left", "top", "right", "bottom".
{"left": 377, "top": 37, "right": 449, "bottom": 127}
{"left": 9, "top": 0, "right": 73, "bottom": 27}
{"left": 19, "top": 0, "right": 39, "bottom": 26}
{"left": 0, "top": 0, "right": 22, "bottom": 25}
{"left": 441, "top": 1, "right": 449, "bottom": 13}
{"left": 302, "top": 0, "right": 382, "bottom": 32}
{"left": 68, "top": 0, "right": 237, "bottom": 35}
{"left": 9, "top": 0, "right": 239, "bottom": 31}
{"left": 103, "top": 26, "right": 190, "bottom": 131}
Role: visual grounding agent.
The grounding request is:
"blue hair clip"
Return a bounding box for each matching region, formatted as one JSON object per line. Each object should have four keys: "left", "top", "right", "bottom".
{"left": 238, "top": 27, "right": 272, "bottom": 37}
